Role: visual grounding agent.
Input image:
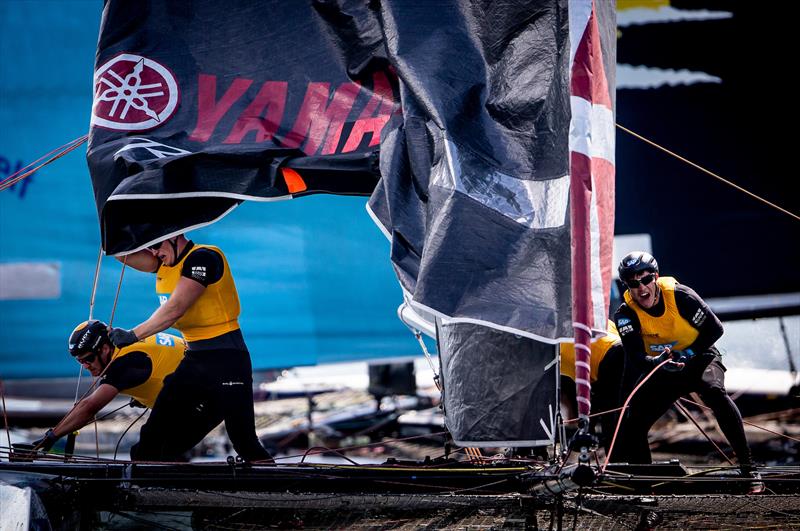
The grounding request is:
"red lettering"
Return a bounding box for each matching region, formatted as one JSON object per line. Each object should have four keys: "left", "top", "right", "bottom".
{"left": 283, "top": 82, "right": 360, "bottom": 155}
{"left": 224, "top": 81, "right": 288, "bottom": 144}
{"left": 189, "top": 74, "right": 253, "bottom": 142}
{"left": 342, "top": 71, "right": 396, "bottom": 153}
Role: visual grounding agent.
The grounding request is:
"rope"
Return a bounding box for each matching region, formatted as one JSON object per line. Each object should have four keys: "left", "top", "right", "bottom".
{"left": 75, "top": 246, "right": 105, "bottom": 407}
{"left": 0, "top": 380, "right": 11, "bottom": 452}
{"left": 94, "top": 409, "right": 100, "bottom": 460}
{"left": 674, "top": 401, "right": 735, "bottom": 465}
{"left": 88, "top": 246, "right": 103, "bottom": 321}
{"left": 602, "top": 358, "right": 672, "bottom": 472}
{"left": 679, "top": 397, "right": 800, "bottom": 444}
{"left": 405, "top": 325, "right": 487, "bottom": 459}
{"left": 407, "top": 326, "right": 441, "bottom": 391}
{"left": 45, "top": 255, "right": 130, "bottom": 453}
{"left": 73, "top": 366, "right": 83, "bottom": 405}
{"left": 617, "top": 124, "right": 800, "bottom": 222}
{"left": 0, "top": 135, "right": 88, "bottom": 192}
{"left": 114, "top": 408, "right": 148, "bottom": 461}
{"left": 108, "top": 257, "right": 127, "bottom": 327}
{"left": 563, "top": 405, "right": 627, "bottom": 425}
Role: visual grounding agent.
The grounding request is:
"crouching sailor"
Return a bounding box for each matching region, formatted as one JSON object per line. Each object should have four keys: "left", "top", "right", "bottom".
{"left": 559, "top": 321, "right": 625, "bottom": 452}
{"left": 25, "top": 320, "right": 184, "bottom": 455}
{"left": 108, "top": 234, "right": 273, "bottom": 463}
{"left": 612, "top": 251, "right": 762, "bottom": 492}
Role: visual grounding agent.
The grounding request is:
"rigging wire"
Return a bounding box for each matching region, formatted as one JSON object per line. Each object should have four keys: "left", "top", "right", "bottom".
{"left": 617, "top": 124, "right": 800, "bottom": 222}
{"left": 38, "top": 258, "right": 128, "bottom": 455}
{"left": 114, "top": 408, "right": 148, "bottom": 461}
{"left": 679, "top": 397, "right": 800, "bottom": 444}
{"left": 74, "top": 246, "right": 105, "bottom": 409}
{"left": 0, "top": 380, "right": 11, "bottom": 452}
{"left": 673, "top": 401, "right": 734, "bottom": 465}
{"left": 108, "top": 256, "right": 127, "bottom": 328}
{"left": 0, "top": 135, "right": 87, "bottom": 192}
{"left": 407, "top": 326, "right": 441, "bottom": 390}
{"left": 88, "top": 246, "right": 104, "bottom": 321}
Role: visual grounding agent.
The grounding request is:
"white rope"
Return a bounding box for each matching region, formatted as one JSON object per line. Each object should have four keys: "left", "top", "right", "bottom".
{"left": 88, "top": 246, "right": 103, "bottom": 320}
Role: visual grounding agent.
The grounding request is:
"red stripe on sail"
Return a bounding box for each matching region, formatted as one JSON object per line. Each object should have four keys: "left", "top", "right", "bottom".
{"left": 571, "top": 4, "right": 612, "bottom": 109}
{"left": 593, "top": 156, "right": 615, "bottom": 314}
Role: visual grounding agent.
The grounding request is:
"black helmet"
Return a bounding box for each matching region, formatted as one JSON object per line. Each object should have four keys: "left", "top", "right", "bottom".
{"left": 68, "top": 320, "right": 109, "bottom": 357}
{"left": 618, "top": 252, "right": 659, "bottom": 281}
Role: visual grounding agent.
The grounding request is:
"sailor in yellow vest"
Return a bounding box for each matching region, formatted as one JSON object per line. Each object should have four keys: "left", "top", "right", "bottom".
{"left": 26, "top": 320, "right": 184, "bottom": 454}
{"left": 612, "top": 252, "right": 759, "bottom": 488}
{"left": 107, "top": 234, "right": 273, "bottom": 462}
{"left": 560, "top": 321, "right": 625, "bottom": 450}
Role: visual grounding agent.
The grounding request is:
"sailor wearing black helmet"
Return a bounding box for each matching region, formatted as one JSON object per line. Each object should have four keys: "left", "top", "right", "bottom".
{"left": 107, "top": 234, "right": 273, "bottom": 463}
{"left": 612, "top": 252, "right": 760, "bottom": 489}
{"left": 24, "top": 320, "right": 184, "bottom": 454}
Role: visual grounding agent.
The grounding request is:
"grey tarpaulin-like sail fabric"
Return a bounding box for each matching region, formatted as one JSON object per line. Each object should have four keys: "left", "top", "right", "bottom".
{"left": 367, "top": 1, "right": 574, "bottom": 343}
{"left": 438, "top": 321, "right": 558, "bottom": 447}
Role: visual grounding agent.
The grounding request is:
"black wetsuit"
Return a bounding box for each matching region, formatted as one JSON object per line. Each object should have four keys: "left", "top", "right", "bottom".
{"left": 612, "top": 282, "right": 751, "bottom": 466}
{"left": 131, "top": 244, "right": 271, "bottom": 462}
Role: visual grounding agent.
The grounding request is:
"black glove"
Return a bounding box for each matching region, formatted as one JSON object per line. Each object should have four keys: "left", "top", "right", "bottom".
{"left": 652, "top": 347, "right": 684, "bottom": 372}
{"left": 32, "top": 429, "right": 59, "bottom": 452}
{"left": 651, "top": 349, "right": 672, "bottom": 365}
{"left": 109, "top": 327, "right": 139, "bottom": 348}
{"left": 662, "top": 359, "right": 685, "bottom": 372}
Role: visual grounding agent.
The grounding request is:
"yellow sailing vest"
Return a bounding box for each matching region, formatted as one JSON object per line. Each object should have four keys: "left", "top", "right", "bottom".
{"left": 560, "top": 321, "right": 620, "bottom": 382}
{"left": 109, "top": 333, "right": 185, "bottom": 408}
{"left": 155, "top": 244, "right": 241, "bottom": 342}
{"left": 623, "top": 276, "right": 699, "bottom": 356}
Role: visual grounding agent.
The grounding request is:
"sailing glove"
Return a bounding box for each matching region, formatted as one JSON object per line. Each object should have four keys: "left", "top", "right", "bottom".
{"left": 109, "top": 327, "right": 138, "bottom": 348}
{"left": 652, "top": 348, "right": 684, "bottom": 372}
{"left": 32, "top": 429, "right": 59, "bottom": 452}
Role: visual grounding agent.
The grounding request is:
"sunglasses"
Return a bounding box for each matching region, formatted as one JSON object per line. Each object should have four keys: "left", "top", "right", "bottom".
{"left": 147, "top": 242, "right": 162, "bottom": 251}
{"left": 75, "top": 351, "right": 99, "bottom": 365}
{"left": 625, "top": 273, "right": 656, "bottom": 289}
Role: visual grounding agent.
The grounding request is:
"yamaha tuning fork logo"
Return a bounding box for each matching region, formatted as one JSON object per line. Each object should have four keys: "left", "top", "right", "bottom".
{"left": 92, "top": 53, "right": 179, "bottom": 131}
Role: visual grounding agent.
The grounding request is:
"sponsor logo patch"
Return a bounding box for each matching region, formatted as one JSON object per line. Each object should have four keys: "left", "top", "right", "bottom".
{"left": 617, "top": 317, "right": 631, "bottom": 326}
{"left": 92, "top": 53, "right": 179, "bottom": 131}
{"left": 649, "top": 341, "right": 678, "bottom": 353}
{"left": 619, "top": 324, "right": 633, "bottom": 334}
{"left": 155, "top": 333, "right": 174, "bottom": 347}
{"left": 691, "top": 308, "right": 707, "bottom": 326}
{"left": 191, "top": 266, "right": 206, "bottom": 281}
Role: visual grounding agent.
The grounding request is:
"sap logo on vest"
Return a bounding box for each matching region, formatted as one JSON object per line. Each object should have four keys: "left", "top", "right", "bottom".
{"left": 155, "top": 333, "right": 174, "bottom": 347}
{"left": 691, "top": 308, "right": 707, "bottom": 326}
{"left": 617, "top": 317, "right": 631, "bottom": 326}
{"left": 158, "top": 294, "right": 169, "bottom": 306}
{"left": 649, "top": 341, "right": 678, "bottom": 353}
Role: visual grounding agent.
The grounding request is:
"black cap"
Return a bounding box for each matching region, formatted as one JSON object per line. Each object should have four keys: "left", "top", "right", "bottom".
{"left": 68, "top": 320, "right": 109, "bottom": 357}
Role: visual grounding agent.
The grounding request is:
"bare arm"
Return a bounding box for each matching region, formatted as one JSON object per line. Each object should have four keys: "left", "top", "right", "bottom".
{"left": 132, "top": 276, "right": 206, "bottom": 339}
{"left": 53, "top": 384, "right": 119, "bottom": 438}
{"left": 116, "top": 250, "right": 159, "bottom": 273}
